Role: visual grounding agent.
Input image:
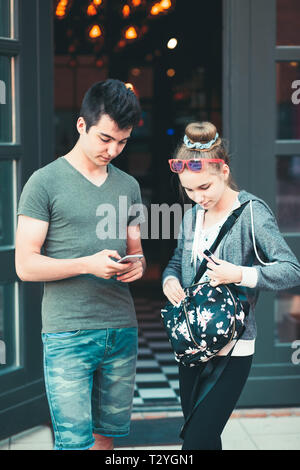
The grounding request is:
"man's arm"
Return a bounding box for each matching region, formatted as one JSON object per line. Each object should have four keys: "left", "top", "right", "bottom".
{"left": 15, "top": 215, "right": 131, "bottom": 282}
{"left": 127, "top": 224, "right": 146, "bottom": 273}
{"left": 116, "top": 224, "right": 146, "bottom": 283}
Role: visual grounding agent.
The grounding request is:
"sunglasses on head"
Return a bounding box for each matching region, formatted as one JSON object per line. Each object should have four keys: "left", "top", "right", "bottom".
{"left": 168, "top": 158, "right": 225, "bottom": 174}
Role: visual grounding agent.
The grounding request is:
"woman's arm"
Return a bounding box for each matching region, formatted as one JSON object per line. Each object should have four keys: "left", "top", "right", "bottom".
{"left": 248, "top": 200, "right": 300, "bottom": 291}
{"left": 201, "top": 200, "right": 300, "bottom": 291}
{"left": 161, "top": 219, "right": 184, "bottom": 286}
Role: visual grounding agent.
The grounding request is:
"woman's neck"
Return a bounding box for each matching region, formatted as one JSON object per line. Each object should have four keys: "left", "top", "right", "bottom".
{"left": 202, "top": 188, "right": 239, "bottom": 230}
{"left": 207, "top": 187, "right": 239, "bottom": 216}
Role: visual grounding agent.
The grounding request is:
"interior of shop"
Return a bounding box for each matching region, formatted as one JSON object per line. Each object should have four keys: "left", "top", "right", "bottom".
{"left": 53, "top": 0, "right": 222, "bottom": 409}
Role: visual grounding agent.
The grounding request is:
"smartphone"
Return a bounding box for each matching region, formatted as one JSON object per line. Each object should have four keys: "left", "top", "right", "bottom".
{"left": 203, "top": 249, "right": 220, "bottom": 265}
{"left": 117, "top": 254, "right": 144, "bottom": 264}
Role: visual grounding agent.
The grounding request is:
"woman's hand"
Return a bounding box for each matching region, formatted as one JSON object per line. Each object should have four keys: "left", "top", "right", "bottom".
{"left": 201, "top": 252, "right": 242, "bottom": 286}
{"left": 163, "top": 278, "right": 186, "bottom": 306}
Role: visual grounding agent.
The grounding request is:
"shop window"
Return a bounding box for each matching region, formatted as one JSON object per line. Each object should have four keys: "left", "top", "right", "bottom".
{"left": 276, "top": 61, "right": 300, "bottom": 139}
{"left": 276, "top": 155, "right": 300, "bottom": 233}
{"left": 276, "top": 290, "right": 300, "bottom": 344}
{"left": 0, "top": 160, "right": 14, "bottom": 246}
{"left": 0, "top": 0, "right": 11, "bottom": 38}
{"left": 0, "top": 283, "right": 18, "bottom": 370}
{"left": 0, "top": 55, "right": 13, "bottom": 143}
{"left": 277, "top": 0, "right": 300, "bottom": 46}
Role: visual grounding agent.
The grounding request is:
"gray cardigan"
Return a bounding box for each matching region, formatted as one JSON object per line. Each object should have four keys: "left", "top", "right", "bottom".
{"left": 162, "top": 189, "right": 300, "bottom": 340}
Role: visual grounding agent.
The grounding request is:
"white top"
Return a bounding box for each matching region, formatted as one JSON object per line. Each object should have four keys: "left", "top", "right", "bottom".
{"left": 164, "top": 196, "right": 256, "bottom": 357}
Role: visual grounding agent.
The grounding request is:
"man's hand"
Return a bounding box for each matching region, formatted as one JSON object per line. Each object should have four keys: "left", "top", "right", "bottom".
{"left": 201, "top": 252, "right": 242, "bottom": 286}
{"left": 84, "top": 250, "right": 132, "bottom": 279}
{"left": 116, "top": 259, "right": 144, "bottom": 283}
{"left": 163, "top": 278, "right": 186, "bottom": 306}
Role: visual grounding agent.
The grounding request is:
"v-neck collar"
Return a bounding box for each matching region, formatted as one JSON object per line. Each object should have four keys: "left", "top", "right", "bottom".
{"left": 61, "top": 156, "right": 111, "bottom": 189}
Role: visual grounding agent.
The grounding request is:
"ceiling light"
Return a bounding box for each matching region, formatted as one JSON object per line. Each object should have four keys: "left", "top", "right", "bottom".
{"left": 88, "top": 24, "right": 103, "bottom": 40}
{"left": 167, "top": 68, "right": 176, "bottom": 77}
{"left": 167, "top": 37, "right": 177, "bottom": 49}
{"left": 124, "top": 26, "right": 138, "bottom": 40}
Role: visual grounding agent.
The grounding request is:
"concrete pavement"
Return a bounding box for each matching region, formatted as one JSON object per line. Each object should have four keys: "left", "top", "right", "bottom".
{"left": 1, "top": 408, "right": 300, "bottom": 450}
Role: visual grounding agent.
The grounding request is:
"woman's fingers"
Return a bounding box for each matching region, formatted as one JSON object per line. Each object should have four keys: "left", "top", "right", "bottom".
{"left": 169, "top": 296, "right": 182, "bottom": 306}
{"left": 208, "top": 253, "right": 221, "bottom": 265}
{"left": 200, "top": 252, "right": 221, "bottom": 266}
{"left": 163, "top": 279, "right": 186, "bottom": 306}
{"left": 166, "top": 287, "right": 186, "bottom": 306}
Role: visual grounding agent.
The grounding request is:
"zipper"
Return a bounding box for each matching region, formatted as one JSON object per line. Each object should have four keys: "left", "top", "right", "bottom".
{"left": 183, "top": 299, "right": 201, "bottom": 348}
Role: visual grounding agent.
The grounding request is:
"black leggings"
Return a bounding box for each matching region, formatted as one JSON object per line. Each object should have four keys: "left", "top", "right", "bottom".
{"left": 179, "top": 355, "right": 253, "bottom": 450}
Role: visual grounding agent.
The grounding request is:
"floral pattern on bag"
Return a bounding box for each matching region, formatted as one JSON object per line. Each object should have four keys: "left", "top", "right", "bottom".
{"left": 161, "top": 282, "right": 246, "bottom": 367}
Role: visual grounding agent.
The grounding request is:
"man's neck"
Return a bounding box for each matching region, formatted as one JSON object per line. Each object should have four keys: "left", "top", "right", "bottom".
{"left": 63, "top": 142, "right": 107, "bottom": 176}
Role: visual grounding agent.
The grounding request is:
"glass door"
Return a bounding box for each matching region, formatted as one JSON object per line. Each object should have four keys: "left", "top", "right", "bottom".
{"left": 0, "top": 0, "right": 54, "bottom": 440}
{"left": 223, "top": 0, "right": 300, "bottom": 406}
{"left": 0, "top": 0, "right": 21, "bottom": 376}
{"left": 272, "top": 0, "right": 300, "bottom": 394}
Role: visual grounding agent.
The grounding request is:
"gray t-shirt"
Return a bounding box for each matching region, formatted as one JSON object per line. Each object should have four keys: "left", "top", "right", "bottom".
{"left": 17, "top": 157, "right": 144, "bottom": 333}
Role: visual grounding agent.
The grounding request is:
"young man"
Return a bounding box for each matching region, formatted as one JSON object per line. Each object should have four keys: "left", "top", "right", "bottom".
{"left": 15, "top": 79, "right": 146, "bottom": 451}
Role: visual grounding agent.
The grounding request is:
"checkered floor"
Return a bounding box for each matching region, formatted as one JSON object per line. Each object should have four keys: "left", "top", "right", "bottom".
{"left": 133, "top": 297, "right": 181, "bottom": 411}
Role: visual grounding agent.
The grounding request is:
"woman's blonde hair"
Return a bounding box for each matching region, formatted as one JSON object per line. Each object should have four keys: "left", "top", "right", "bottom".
{"left": 175, "top": 121, "right": 238, "bottom": 191}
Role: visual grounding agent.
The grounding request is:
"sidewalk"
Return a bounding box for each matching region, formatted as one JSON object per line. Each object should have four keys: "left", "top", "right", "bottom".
{"left": 1, "top": 408, "right": 300, "bottom": 450}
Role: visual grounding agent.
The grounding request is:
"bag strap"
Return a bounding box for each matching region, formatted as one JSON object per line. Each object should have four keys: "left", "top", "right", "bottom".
{"left": 193, "top": 201, "right": 250, "bottom": 284}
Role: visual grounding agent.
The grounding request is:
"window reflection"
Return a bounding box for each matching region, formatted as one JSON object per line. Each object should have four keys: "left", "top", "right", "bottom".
{"left": 0, "top": 55, "right": 12, "bottom": 143}
{"left": 277, "top": 0, "right": 300, "bottom": 46}
{"left": 0, "top": 161, "right": 13, "bottom": 246}
{"left": 0, "top": 0, "right": 10, "bottom": 38}
{"left": 0, "top": 285, "right": 3, "bottom": 338}
{"left": 0, "top": 286, "right": 5, "bottom": 366}
{"left": 276, "top": 291, "right": 300, "bottom": 343}
{"left": 0, "top": 284, "right": 16, "bottom": 369}
{"left": 276, "top": 155, "right": 300, "bottom": 233}
{"left": 276, "top": 62, "right": 300, "bottom": 140}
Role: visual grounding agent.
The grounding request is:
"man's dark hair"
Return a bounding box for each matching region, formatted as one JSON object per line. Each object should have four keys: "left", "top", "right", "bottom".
{"left": 80, "top": 79, "right": 141, "bottom": 132}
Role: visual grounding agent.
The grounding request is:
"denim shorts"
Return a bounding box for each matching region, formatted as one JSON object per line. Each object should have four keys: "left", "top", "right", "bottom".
{"left": 42, "top": 327, "right": 138, "bottom": 450}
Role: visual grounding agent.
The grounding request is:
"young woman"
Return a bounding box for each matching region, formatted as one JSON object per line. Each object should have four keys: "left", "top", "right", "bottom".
{"left": 162, "top": 121, "right": 300, "bottom": 450}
